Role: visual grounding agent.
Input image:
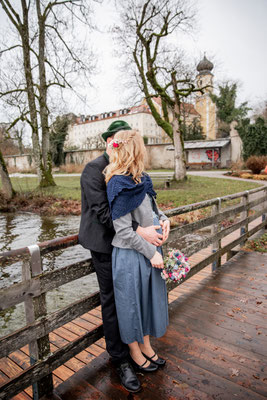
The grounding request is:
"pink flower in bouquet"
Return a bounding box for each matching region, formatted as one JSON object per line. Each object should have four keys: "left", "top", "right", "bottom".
{"left": 162, "top": 249, "right": 191, "bottom": 284}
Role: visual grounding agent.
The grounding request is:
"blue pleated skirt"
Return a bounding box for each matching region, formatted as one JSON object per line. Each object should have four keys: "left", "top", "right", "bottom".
{"left": 112, "top": 215, "right": 169, "bottom": 344}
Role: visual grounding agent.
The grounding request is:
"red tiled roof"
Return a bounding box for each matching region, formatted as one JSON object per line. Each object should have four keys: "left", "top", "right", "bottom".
{"left": 75, "top": 98, "right": 198, "bottom": 125}
{"left": 151, "top": 96, "right": 199, "bottom": 116}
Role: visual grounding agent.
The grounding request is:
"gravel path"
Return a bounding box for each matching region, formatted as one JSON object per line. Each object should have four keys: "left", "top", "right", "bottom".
{"left": 9, "top": 170, "right": 267, "bottom": 186}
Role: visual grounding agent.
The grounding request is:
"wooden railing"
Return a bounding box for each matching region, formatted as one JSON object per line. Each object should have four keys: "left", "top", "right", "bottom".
{"left": 0, "top": 185, "right": 266, "bottom": 399}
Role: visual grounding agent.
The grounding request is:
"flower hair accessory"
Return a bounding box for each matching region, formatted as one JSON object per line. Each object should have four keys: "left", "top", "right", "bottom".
{"left": 108, "top": 138, "right": 129, "bottom": 148}
{"left": 161, "top": 249, "right": 191, "bottom": 284}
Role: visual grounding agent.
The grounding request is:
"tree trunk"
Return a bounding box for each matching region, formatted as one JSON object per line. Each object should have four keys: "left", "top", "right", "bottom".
{"left": 0, "top": 150, "right": 15, "bottom": 199}
{"left": 20, "top": 0, "right": 43, "bottom": 183}
{"left": 17, "top": 134, "right": 23, "bottom": 155}
{"left": 36, "top": 0, "right": 55, "bottom": 187}
{"left": 172, "top": 110, "right": 187, "bottom": 181}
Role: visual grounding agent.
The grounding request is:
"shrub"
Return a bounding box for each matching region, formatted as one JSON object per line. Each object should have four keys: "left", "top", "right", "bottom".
{"left": 246, "top": 155, "right": 267, "bottom": 175}
{"left": 230, "top": 161, "right": 245, "bottom": 172}
{"left": 253, "top": 175, "right": 267, "bottom": 181}
{"left": 240, "top": 173, "right": 253, "bottom": 179}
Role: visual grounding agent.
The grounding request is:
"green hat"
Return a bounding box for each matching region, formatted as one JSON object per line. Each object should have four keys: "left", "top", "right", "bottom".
{"left": 102, "top": 120, "right": 132, "bottom": 141}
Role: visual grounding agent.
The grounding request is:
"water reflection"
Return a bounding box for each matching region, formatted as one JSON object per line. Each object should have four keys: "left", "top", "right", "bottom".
{"left": 0, "top": 212, "right": 99, "bottom": 337}
{"left": 0, "top": 213, "right": 19, "bottom": 252}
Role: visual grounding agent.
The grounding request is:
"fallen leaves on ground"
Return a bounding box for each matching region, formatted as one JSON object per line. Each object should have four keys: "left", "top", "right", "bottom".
{"left": 243, "top": 334, "right": 252, "bottom": 341}
{"left": 172, "top": 380, "right": 189, "bottom": 390}
{"left": 230, "top": 368, "right": 240, "bottom": 377}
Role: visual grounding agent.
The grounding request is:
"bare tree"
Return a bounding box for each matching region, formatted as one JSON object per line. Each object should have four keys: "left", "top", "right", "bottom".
{"left": 0, "top": 0, "right": 96, "bottom": 187}
{"left": 114, "top": 0, "right": 208, "bottom": 180}
{"left": 0, "top": 149, "right": 15, "bottom": 199}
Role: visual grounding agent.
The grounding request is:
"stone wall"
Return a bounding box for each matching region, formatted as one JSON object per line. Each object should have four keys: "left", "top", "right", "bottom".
{"left": 4, "top": 154, "right": 35, "bottom": 171}
{"left": 145, "top": 144, "right": 174, "bottom": 169}
{"left": 64, "top": 148, "right": 104, "bottom": 165}
{"left": 64, "top": 144, "right": 175, "bottom": 169}
{"left": 4, "top": 140, "right": 239, "bottom": 172}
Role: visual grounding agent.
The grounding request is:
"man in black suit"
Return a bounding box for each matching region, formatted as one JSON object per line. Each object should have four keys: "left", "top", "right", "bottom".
{"left": 79, "top": 120, "right": 163, "bottom": 393}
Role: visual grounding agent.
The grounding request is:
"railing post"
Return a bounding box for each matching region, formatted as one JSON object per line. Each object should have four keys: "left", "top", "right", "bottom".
{"left": 211, "top": 197, "right": 221, "bottom": 271}
{"left": 22, "top": 245, "right": 53, "bottom": 399}
{"left": 262, "top": 187, "right": 267, "bottom": 228}
{"left": 240, "top": 191, "right": 249, "bottom": 241}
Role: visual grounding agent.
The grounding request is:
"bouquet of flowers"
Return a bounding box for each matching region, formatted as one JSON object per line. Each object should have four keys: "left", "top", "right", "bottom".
{"left": 161, "top": 249, "right": 191, "bottom": 284}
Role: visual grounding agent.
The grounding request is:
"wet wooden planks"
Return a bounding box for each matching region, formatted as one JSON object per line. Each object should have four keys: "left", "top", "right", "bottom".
{"left": 44, "top": 251, "right": 267, "bottom": 400}
{"left": 0, "top": 309, "right": 106, "bottom": 399}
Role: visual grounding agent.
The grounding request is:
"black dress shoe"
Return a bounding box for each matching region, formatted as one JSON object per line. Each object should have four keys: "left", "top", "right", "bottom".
{"left": 116, "top": 361, "right": 141, "bottom": 393}
{"left": 130, "top": 357, "right": 158, "bottom": 372}
{"left": 142, "top": 352, "right": 166, "bottom": 367}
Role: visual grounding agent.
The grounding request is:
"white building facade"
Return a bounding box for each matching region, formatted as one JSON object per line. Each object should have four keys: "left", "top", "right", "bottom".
{"left": 65, "top": 104, "right": 165, "bottom": 150}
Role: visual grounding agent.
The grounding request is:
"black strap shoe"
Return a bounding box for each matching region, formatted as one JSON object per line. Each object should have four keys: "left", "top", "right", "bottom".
{"left": 142, "top": 352, "right": 166, "bottom": 367}
{"left": 116, "top": 361, "right": 141, "bottom": 393}
{"left": 130, "top": 357, "right": 158, "bottom": 372}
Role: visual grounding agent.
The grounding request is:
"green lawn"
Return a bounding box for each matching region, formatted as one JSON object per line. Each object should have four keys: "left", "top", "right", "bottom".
{"left": 5, "top": 175, "right": 260, "bottom": 207}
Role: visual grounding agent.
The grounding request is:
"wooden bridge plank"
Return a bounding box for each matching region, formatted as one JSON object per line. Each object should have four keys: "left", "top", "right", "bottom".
{"left": 84, "top": 343, "right": 104, "bottom": 357}
{"left": 63, "top": 358, "right": 86, "bottom": 373}
{"left": 0, "top": 370, "right": 7, "bottom": 385}
{"left": 159, "top": 347, "right": 266, "bottom": 400}
{"left": 95, "top": 338, "right": 106, "bottom": 350}
{"left": 53, "top": 326, "right": 79, "bottom": 342}
{"left": 53, "top": 365, "right": 75, "bottom": 382}
{"left": 160, "top": 326, "right": 267, "bottom": 396}
{"left": 55, "top": 352, "right": 211, "bottom": 400}
{"left": 79, "top": 312, "right": 102, "bottom": 326}
{"left": 88, "top": 308, "right": 102, "bottom": 319}
{"left": 71, "top": 318, "right": 95, "bottom": 332}
{"left": 8, "top": 350, "right": 30, "bottom": 370}
{"left": 60, "top": 322, "right": 88, "bottom": 337}
{"left": 73, "top": 350, "right": 94, "bottom": 365}
{"left": 0, "top": 357, "right": 23, "bottom": 377}
{"left": 164, "top": 324, "right": 266, "bottom": 376}
{"left": 0, "top": 357, "right": 33, "bottom": 398}
{"left": 169, "top": 291, "right": 267, "bottom": 328}
{"left": 20, "top": 340, "right": 93, "bottom": 380}
{"left": 49, "top": 332, "right": 69, "bottom": 348}
{"left": 0, "top": 326, "right": 104, "bottom": 399}
{"left": 12, "top": 393, "right": 32, "bottom": 400}
{"left": 170, "top": 297, "right": 267, "bottom": 341}
{"left": 175, "top": 275, "right": 267, "bottom": 305}
{"left": 170, "top": 309, "right": 267, "bottom": 357}
{"left": 55, "top": 377, "right": 109, "bottom": 400}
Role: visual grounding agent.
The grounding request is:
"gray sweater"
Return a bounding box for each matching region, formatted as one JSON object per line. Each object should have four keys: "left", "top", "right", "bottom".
{"left": 112, "top": 194, "right": 168, "bottom": 260}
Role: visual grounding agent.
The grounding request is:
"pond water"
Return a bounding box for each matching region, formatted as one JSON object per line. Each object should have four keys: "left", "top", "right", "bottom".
{"left": 0, "top": 212, "right": 99, "bottom": 337}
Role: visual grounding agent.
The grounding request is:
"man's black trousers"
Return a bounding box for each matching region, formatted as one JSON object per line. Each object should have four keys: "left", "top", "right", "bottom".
{"left": 91, "top": 250, "right": 129, "bottom": 364}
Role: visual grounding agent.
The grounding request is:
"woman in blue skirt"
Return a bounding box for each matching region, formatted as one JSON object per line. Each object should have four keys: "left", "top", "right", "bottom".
{"left": 104, "top": 130, "right": 170, "bottom": 374}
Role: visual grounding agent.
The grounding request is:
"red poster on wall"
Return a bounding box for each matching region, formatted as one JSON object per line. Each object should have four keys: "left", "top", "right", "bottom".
{"left": 205, "top": 149, "right": 220, "bottom": 162}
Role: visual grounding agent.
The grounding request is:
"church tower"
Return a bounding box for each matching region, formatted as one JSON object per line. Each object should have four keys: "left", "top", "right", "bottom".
{"left": 195, "top": 55, "right": 217, "bottom": 140}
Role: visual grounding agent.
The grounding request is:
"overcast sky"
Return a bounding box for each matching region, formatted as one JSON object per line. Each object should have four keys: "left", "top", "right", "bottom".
{"left": 86, "top": 0, "right": 267, "bottom": 115}
{"left": 0, "top": 0, "right": 267, "bottom": 121}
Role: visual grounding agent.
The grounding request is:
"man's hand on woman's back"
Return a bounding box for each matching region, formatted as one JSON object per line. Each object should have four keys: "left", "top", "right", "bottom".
{"left": 137, "top": 225, "right": 163, "bottom": 246}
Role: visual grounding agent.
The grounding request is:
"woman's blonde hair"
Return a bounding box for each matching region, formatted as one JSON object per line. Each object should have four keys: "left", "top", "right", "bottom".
{"left": 104, "top": 130, "right": 146, "bottom": 184}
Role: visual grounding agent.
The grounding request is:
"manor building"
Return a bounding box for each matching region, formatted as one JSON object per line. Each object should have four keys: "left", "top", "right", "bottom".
{"left": 65, "top": 55, "right": 218, "bottom": 150}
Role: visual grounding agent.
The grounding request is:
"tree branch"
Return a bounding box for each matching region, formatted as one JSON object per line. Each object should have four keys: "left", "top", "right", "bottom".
{"left": 0, "top": 88, "right": 27, "bottom": 98}
{"left": 0, "top": 44, "right": 22, "bottom": 56}
{"left": 0, "top": 0, "right": 22, "bottom": 29}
